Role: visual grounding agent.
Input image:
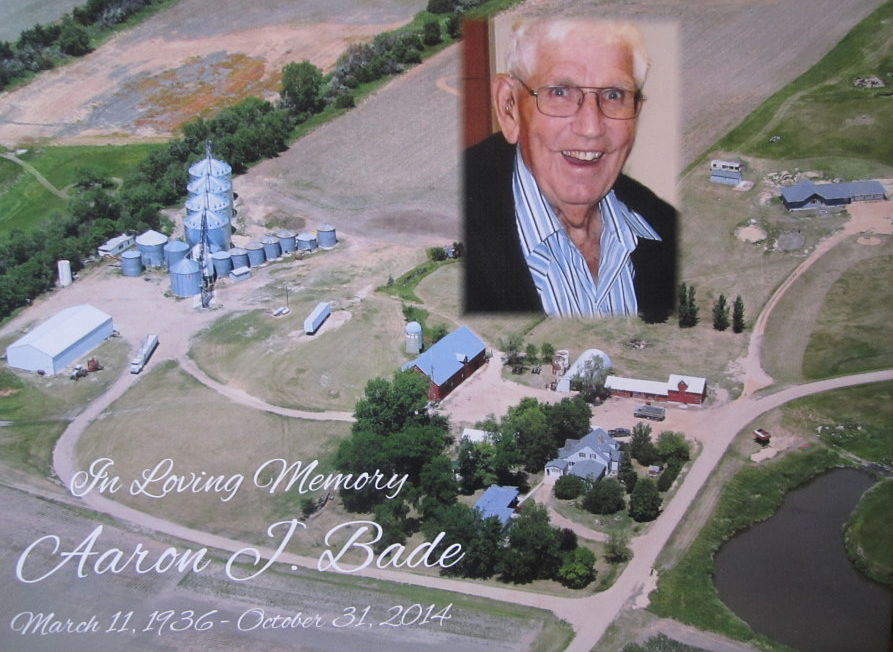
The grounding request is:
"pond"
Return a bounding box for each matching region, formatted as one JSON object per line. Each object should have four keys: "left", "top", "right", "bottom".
{"left": 714, "top": 467, "right": 892, "bottom": 651}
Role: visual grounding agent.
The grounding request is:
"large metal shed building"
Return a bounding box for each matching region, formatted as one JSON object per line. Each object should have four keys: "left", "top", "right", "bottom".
{"left": 6, "top": 304, "right": 114, "bottom": 375}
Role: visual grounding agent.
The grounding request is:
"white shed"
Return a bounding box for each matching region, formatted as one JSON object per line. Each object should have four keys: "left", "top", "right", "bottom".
{"left": 6, "top": 305, "right": 114, "bottom": 375}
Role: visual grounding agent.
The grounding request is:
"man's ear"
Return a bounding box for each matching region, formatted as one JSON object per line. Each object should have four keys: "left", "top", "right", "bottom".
{"left": 492, "top": 74, "right": 520, "bottom": 144}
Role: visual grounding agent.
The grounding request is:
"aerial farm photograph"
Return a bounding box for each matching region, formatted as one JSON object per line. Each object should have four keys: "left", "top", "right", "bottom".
{"left": 0, "top": 0, "right": 890, "bottom": 650}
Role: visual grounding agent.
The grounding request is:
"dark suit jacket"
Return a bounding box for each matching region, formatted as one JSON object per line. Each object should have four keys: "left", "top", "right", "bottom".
{"left": 463, "top": 133, "right": 677, "bottom": 323}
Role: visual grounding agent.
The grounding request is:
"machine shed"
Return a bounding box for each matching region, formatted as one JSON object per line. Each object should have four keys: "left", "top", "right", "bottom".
{"left": 6, "top": 304, "right": 114, "bottom": 375}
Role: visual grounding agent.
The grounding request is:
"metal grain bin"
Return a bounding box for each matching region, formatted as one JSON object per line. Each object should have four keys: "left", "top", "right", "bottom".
{"left": 210, "top": 250, "right": 233, "bottom": 277}
{"left": 121, "top": 250, "right": 143, "bottom": 277}
{"left": 187, "top": 175, "right": 233, "bottom": 201}
{"left": 245, "top": 241, "right": 266, "bottom": 267}
{"left": 163, "top": 239, "right": 190, "bottom": 269}
{"left": 136, "top": 229, "right": 168, "bottom": 267}
{"left": 261, "top": 235, "right": 281, "bottom": 260}
{"left": 276, "top": 229, "right": 296, "bottom": 253}
{"left": 184, "top": 208, "right": 231, "bottom": 251}
{"left": 317, "top": 224, "right": 337, "bottom": 248}
{"left": 404, "top": 321, "right": 423, "bottom": 354}
{"left": 188, "top": 156, "right": 232, "bottom": 182}
{"left": 297, "top": 232, "right": 318, "bottom": 251}
{"left": 185, "top": 192, "right": 233, "bottom": 220}
{"left": 229, "top": 247, "right": 249, "bottom": 269}
{"left": 169, "top": 258, "right": 201, "bottom": 297}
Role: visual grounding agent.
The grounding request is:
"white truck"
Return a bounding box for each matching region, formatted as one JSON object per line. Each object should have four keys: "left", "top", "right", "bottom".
{"left": 130, "top": 334, "right": 159, "bottom": 374}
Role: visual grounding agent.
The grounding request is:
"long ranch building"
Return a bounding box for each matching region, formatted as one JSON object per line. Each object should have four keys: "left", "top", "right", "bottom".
{"left": 606, "top": 373, "right": 707, "bottom": 405}
{"left": 402, "top": 326, "right": 486, "bottom": 400}
{"left": 780, "top": 179, "right": 886, "bottom": 211}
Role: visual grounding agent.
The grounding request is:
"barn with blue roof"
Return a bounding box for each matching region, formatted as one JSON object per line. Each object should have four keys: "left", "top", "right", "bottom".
{"left": 473, "top": 485, "right": 519, "bottom": 526}
{"left": 401, "top": 325, "right": 487, "bottom": 400}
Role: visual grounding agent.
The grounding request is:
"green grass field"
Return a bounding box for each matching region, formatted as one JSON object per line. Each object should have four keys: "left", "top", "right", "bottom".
{"left": 802, "top": 252, "right": 893, "bottom": 379}
{"left": 715, "top": 1, "right": 893, "bottom": 170}
{"left": 0, "top": 144, "right": 160, "bottom": 235}
{"left": 782, "top": 381, "right": 893, "bottom": 465}
{"left": 844, "top": 479, "right": 893, "bottom": 586}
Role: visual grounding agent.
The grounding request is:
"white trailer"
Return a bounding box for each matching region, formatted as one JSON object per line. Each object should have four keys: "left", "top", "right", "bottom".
{"left": 304, "top": 302, "right": 331, "bottom": 335}
{"left": 130, "top": 334, "right": 158, "bottom": 374}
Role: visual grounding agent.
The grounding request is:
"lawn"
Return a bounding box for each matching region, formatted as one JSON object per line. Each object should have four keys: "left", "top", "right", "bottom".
{"left": 844, "top": 479, "right": 893, "bottom": 586}
{"left": 801, "top": 251, "right": 893, "bottom": 379}
{"left": 0, "top": 144, "right": 160, "bottom": 235}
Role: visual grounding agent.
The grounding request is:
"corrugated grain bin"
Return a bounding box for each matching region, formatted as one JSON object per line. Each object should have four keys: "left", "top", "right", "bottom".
{"left": 184, "top": 208, "right": 231, "bottom": 251}
{"left": 229, "top": 247, "right": 249, "bottom": 268}
{"left": 297, "top": 232, "right": 318, "bottom": 251}
{"left": 188, "top": 156, "right": 231, "bottom": 182}
{"left": 136, "top": 229, "right": 167, "bottom": 267}
{"left": 186, "top": 192, "right": 233, "bottom": 220}
{"left": 121, "top": 249, "right": 143, "bottom": 276}
{"left": 318, "top": 224, "right": 337, "bottom": 248}
{"left": 276, "top": 230, "right": 296, "bottom": 253}
{"left": 304, "top": 302, "right": 331, "bottom": 334}
{"left": 261, "top": 235, "right": 282, "bottom": 260}
{"left": 211, "top": 250, "right": 233, "bottom": 277}
{"left": 187, "top": 175, "right": 233, "bottom": 201}
{"left": 163, "top": 240, "right": 190, "bottom": 269}
{"left": 169, "top": 258, "right": 202, "bottom": 297}
{"left": 245, "top": 241, "right": 266, "bottom": 267}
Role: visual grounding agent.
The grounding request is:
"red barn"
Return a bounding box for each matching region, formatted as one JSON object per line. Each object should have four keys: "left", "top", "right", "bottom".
{"left": 401, "top": 326, "right": 487, "bottom": 401}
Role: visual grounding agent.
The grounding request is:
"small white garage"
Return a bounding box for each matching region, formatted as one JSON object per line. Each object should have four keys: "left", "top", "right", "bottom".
{"left": 6, "top": 305, "right": 114, "bottom": 375}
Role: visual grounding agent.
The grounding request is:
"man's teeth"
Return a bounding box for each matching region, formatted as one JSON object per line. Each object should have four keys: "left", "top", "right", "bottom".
{"left": 563, "top": 150, "right": 603, "bottom": 161}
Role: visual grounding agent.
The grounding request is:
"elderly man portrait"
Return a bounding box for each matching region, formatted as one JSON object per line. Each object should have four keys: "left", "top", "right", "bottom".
{"left": 463, "top": 18, "right": 677, "bottom": 323}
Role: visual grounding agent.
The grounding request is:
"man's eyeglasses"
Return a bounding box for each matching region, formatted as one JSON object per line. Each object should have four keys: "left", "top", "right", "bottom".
{"left": 515, "top": 79, "right": 643, "bottom": 120}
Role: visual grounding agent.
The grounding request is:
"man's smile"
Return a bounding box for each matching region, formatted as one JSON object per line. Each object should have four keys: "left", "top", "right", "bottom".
{"left": 561, "top": 150, "right": 604, "bottom": 163}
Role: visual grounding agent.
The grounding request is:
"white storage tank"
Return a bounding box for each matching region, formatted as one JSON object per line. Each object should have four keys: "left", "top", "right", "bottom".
{"left": 57, "top": 260, "right": 72, "bottom": 287}
{"left": 405, "top": 321, "right": 423, "bottom": 354}
{"left": 136, "top": 230, "right": 167, "bottom": 267}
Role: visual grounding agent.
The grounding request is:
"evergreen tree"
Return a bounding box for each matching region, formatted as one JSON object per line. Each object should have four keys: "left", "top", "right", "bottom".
{"left": 618, "top": 451, "right": 638, "bottom": 494}
{"left": 677, "top": 282, "right": 689, "bottom": 327}
{"left": 712, "top": 293, "right": 730, "bottom": 331}
{"left": 686, "top": 284, "right": 699, "bottom": 327}
{"left": 732, "top": 295, "right": 745, "bottom": 333}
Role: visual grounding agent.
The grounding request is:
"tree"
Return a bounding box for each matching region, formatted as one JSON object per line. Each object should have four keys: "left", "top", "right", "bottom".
{"left": 503, "top": 398, "right": 554, "bottom": 472}
{"left": 712, "top": 293, "right": 730, "bottom": 331}
{"left": 423, "top": 19, "right": 442, "bottom": 46}
{"left": 557, "top": 546, "right": 596, "bottom": 588}
{"left": 446, "top": 14, "right": 461, "bottom": 39}
{"left": 540, "top": 342, "right": 555, "bottom": 363}
{"left": 499, "top": 504, "right": 562, "bottom": 583}
{"left": 544, "top": 397, "right": 591, "bottom": 447}
{"left": 582, "top": 478, "right": 625, "bottom": 515}
{"left": 334, "top": 93, "right": 355, "bottom": 109}
{"left": 499, "top": 332, "right": 523, "bottom": 365}
{"left": 58, "top": 23, "right": 91, "bottom": 56}
{"left": 605, "top": 530, "right": 632, "bottom": 563}
{"left": 629, "top": 423, "right": 653, "bottom": 461}
{"left": 687, "top": 284, "right": 699, "bottom": 326}
{"left": 677, "top": 282, "right": 698, "bottom": 328}
{"left": 732, "top": 295, "right": 745, "bottom": 333}
{"left": 553, "top": 474, "right": 587, "bottom": 500}
{"left": 427, "top": 0, "right": 456, "bottom": 13}
{"left": 280, "top": 60, "right": 323, "bottom": 115}
{"left": 352, "top": 371, "right": 430, "bottom": 436}
{"left": 618, "top": 451, "right": 638, "bottom": 494}
{"left": 656, "top": 457, "right": 684, "bottom": 492}
{"left": 429, "top": 323, "right": 448, "bottom": 344}
{"left": 427, "top": 246, "right": 447, "bottom": 261}
{"left": 629, "top": 477, "right": 662, "bottom": 522}
{"left": 372, "top": 500, "right": 410, "bottom": 552}
{"left": 571, "top": 356, "right": 610, "bottom": 403}
{"left": 418, "top": 455, "right": 458, "bottom": 518}
{"left": 656, "top": 431, "right": 690, "bottom": 462}
{"left": 524, "top": 343, "right": 538, "bottom": 364}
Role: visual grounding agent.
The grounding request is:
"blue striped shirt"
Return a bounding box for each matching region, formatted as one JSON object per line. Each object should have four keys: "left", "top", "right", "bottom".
{"left": 513, "top": 149, "right": 661, "bottom": 318}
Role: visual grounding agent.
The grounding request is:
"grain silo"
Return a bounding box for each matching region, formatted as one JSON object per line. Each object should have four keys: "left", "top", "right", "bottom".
{"left": 187, "top": 174, "right": 233, "bottom": 202}
{"left": 261, "top": 235, "right": 281, "bottom": 260}
{"left": 211, "top": 250, "right": 233, "bottom": 277}
{"left": 229, "top": 247, "right": 249, "bottom": 269}
{"left": 244, "top": 241, "right": 266, "bottom": 266}
{"left": 405, "top": 321, "right": 423, "bottom": 354}
{"left": 121, "top": 250, "right": 143, "bottom": 276}
{"left": 276, "top": 229, "right": 296, "bottom": 253}
{"left": 188, "top": 153, "right": 232, "bottom": 184}
{"left": 185, "top": 192, "right": 233, "bottom": 220}
{"left": 136, "top": 230, "right": 167, "bottom": 267}
{"left": 318, "top": 224, "right": 337, "bottom": 248}
{"left": 169, "top": 258, "right": 202, "bottom": 297}
{"left": 184, "top": 208, "right": 231, "bottom": 251}
{"left": 297, "top": 232, "right": 318, "bottom": 252}
{"left": 163, "top": 240, "right": 190, "bottom": 269}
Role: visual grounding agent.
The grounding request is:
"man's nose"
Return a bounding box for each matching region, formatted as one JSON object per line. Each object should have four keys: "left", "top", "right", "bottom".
{"left": 571, "top": 92, "right": 607, "bottom": 137}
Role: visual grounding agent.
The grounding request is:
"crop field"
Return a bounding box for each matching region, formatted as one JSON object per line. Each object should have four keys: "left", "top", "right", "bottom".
{"left": 761, "top": 236, "right": 892, "bottom": 385}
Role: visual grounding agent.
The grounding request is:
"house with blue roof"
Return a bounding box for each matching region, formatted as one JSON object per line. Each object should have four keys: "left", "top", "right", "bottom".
{"left": 545, "top": 428, "right": 622, "bottom": 483}
{"left": 780, "top": 179, "right": 886, "bottom": 210}
{"left": 473, "top": 485, "right": 519, "bottom": 526}
{"left": 401, "top": 325, "right": 487, "bottom": 400}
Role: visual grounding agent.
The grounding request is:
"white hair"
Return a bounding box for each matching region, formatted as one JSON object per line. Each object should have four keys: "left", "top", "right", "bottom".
{"left": 505, "top": 18, "right": 649, "bottom": 89}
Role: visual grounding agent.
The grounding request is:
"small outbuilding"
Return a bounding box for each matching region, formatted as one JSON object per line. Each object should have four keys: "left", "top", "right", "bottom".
{"left": 6, "top": 304, "right": 114, "bottom": 375}
{"left": 473, "top": 485, "right": 519, "bottom": 526}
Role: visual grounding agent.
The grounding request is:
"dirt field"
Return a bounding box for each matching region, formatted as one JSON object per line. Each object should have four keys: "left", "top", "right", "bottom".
{"left": 0, "top": 0, "right": 425, "bottom": 145}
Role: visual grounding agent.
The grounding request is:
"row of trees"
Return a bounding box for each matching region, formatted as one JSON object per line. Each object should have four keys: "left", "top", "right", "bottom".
{"left": 0, "top": 0, "right": 161, "bottom": 91}
{"left": 678, "top": 282, "right": 746, "bottom": 332}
